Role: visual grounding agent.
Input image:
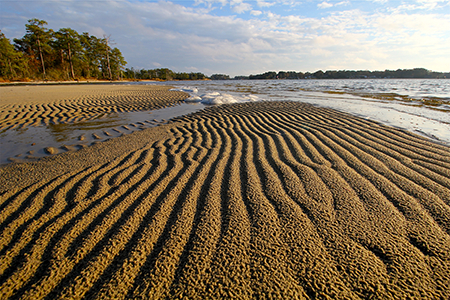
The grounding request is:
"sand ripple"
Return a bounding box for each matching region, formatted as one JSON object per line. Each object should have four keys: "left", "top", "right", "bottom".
{"left": 0, "top": 101, "right": 449, "bottom": 299}
{"left": 0, "top": 85, "right": 188, "bottom": 129}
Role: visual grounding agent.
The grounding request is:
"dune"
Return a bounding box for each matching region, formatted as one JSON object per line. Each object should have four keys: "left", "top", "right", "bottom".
{"left": 0, "top": 91, "right": 449, "bottom": 299}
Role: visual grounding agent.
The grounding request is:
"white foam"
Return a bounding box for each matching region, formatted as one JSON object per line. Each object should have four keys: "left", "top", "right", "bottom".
{"left": 172, "top": 85, "right": 262, "bottom": 105}
{"left": 185, "top": 95, "right": 203, "bottom": 102}
{"left": 199, "top": 93, "right": 263, "bottom": 105}
{"left": 242, "top": 94, "right": 260, "bottom": 102}
{"left": 200, "top": 93, "right": 236, "bottom": 105}
{"left": 170, "top": 86, "right": 199, "bottom": 93}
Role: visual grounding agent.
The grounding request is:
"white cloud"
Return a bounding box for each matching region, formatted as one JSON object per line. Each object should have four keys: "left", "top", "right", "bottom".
{"left": 318, "top": 2, "right": 334, "bottom": 9}
{"left": 336, "top": 1, "right": 350, "bottom": 6}
{"left": 256, "top": 0, "right": 275, "bottom": 8}
{"left": 194, "top": 0, "right": 228, "bottom": 8}
{"left": 231, "top": 1, "right": 253, "bottom": 13}
{"left": 373, "top": 12, "right": 450, "bottom": 34}
{"left": 251, "top": 10, "right": 263, "bottom": 16}
{"left": 386, "top": 0, "right": 449, "bottom": 13}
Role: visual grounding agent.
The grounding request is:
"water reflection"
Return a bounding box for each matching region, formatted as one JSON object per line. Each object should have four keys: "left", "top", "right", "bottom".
{"left": 47, "top": 114, "right": 125, "bottom": 142}
{"left": 0, "top": 103, "right": 205, "bottom": 165}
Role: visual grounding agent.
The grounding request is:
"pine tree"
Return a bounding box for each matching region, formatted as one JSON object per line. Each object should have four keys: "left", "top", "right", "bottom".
{"left": 0, "top": 31, "right": 25, "bottom": 79}
{"left": 14, "top": 19, "right": 54, "bottom": 80}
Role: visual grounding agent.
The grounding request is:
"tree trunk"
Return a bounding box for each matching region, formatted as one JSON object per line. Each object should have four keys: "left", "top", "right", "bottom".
{"left": 8, "top": 59, "right": 14, "bottom": 78}
{"left": 60, "top": 49, "right": 64, "bottom": 65}
{"left": 105, "top": 38, "right": 112, "bottom": 81}
{"left": 37, "top": 37, "right": 46, "bottom": 80}
{"left": 106, "top": 48, "right": 112, "bottom": 80}
{"left": 68, "top": 43, "right": 75, "bottom": 80}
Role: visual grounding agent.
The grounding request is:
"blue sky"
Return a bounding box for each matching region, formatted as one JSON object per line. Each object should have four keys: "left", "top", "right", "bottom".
{"left": 1, "top": 0, "right": 449, "bottom": 76}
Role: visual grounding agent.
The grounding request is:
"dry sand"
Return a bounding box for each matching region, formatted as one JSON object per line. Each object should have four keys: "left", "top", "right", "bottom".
{"left": 0, "top": 86, "right": 450, "bottom": 299}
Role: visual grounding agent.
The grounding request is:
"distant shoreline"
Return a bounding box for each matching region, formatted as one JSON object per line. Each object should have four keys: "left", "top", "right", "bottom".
{"left": 1, "top": 77, "right": 448, "bottom": 88}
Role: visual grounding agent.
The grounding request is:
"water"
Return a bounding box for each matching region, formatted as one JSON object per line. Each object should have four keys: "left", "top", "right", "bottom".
{"left": 168, "top": 79, "right": 450, "bottom": 103}
{"left": 164, "top": 79, "right": 450, "bottom": 145}
{"left": 1, "top": 79, "right": 449, "bottom": 165}
{"left": 0, "top": 103, "right": 205, "bottom": 164}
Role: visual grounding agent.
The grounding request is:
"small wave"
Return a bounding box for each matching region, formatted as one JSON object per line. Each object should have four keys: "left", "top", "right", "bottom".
{"left": 185, "top": 95, "right": 203, "bottom": 103}
{"left": 174, "top": 86, "right": 262, "bottom": 105}
{"left": 169, "top": 86, "right": 199, "bottom": 93}
{"left": 199, "top": 93, "right": 261, "bottom": 105}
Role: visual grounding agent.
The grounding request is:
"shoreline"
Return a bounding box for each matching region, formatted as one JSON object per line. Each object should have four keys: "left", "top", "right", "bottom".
{"left": 0, "top": 89, "right": 449, "bottom": 298}
{"left": 0, "top": 78, "right": 212, "bottom": 87}
{"left": 0, "top": 79, "right": 158, "bottom": 87}
{"left": 0, "top": 84, "right": 191, "bottom": 164}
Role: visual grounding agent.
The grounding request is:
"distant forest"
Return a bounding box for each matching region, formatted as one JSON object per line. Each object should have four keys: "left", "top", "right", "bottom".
{"left": 231, "top": 68, "right": 449, "bottom": 80}
{"left": 124, "top": 68, "right": 207, "bottom": 81}
{"left": 0, "top": 19, "right": 126, "bottom": 81}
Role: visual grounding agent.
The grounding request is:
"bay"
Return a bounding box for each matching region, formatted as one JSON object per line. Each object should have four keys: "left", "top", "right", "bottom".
{"left": 165, "top": 79, "right": 450, "bottom": 145}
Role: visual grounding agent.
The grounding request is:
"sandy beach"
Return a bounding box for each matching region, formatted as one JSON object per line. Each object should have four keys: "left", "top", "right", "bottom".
{"left": 0, "top": 84, "right": 188, "bottom": 130}
{"left": 0, "top": 85, "right": 449, "bottom": 299}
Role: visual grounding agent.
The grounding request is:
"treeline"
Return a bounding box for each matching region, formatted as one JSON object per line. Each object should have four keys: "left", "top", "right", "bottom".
{"left": 311, "top": 68, "right": 449, "bottom": 79}
{"left": 230, "top": 68, "right": 449, "bottom": 80}
{"left": 0, "top": 19, "right": 126, "bottom": 81}
{"left": 124, "top": 68, "right": 207, "bottom": 81}
{"left": 210, "top": 74, "right": 230, "bottom": 80}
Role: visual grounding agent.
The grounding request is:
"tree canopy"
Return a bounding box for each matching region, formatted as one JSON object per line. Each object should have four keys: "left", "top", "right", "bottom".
{"left": 1, "top": 19, "right": 126, "bottom": 81}
{"left": 123, "top": 68, "right": 207, "bottom": 81}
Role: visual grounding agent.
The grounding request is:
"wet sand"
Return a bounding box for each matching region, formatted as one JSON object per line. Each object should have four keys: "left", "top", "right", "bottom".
{"left": 0, "top": 85, "right": 192, "bottom": 163}
{"left": 0, "top": 84, "right": 188, "bottom": 130}
{"left": 0, "top": 88, "right": 450, "bottom": 299}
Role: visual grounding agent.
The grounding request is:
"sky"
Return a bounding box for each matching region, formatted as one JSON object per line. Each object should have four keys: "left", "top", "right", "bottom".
{"left": 1, "top": 0, "right": 449, "bottom": 76}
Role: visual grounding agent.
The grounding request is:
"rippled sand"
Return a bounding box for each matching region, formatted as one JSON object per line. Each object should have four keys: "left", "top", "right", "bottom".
{"left": 0, "top": 85, "right": 188, "bottom": 129}
{"left": 0, "top": 96, "right": 449, "bottom": 299}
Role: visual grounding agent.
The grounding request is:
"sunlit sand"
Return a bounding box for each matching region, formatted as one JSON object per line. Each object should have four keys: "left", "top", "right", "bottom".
{"left": 0, "top": 86, "right": 449, "bottom": 299}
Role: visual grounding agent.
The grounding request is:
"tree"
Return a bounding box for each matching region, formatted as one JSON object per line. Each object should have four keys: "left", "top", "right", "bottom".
{"left": 102, "top": 35, "right": 113, "bottom": 80}
{"left": 8, "top": 20, "right": 129, "bottom": 81}
{"left": 210, "top": 74, "right": 230, "bottom": 80}
{"left": 54, "top": 28, "right": 82, "bottom": 79}
{"left": 124, "top": 67, "right": 138, "bottom": 79}
{"left": 80, "top": 33, "right": 104, "bottom": 79}
{"left": 0, "top": 31, "right": 25, "bottom": 79}
{"left": 109, "top": 47, "right": 127, "bottom": 80}
{"left": 313, "top": 70, "right": 324, "bottom": 79}
{"left": 249, "top": 71, "right": 277, "bottom": 79}
{"left": 157, "top": 68, "right": 174, "bottom": 80}
{"left": 14, "top": 19, "right": 53, "bottom": 80}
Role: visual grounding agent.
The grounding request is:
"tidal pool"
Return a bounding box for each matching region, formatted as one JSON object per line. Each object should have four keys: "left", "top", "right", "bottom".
{"left": 0, "top": 103, "right": 205, "bottom": 165}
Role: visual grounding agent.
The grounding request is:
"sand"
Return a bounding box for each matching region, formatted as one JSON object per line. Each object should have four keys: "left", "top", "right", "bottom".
{"left": 0, "top": 86, "right": 450, "bottom": 299}
{"left": 0, "top": 84, "right": 188, "bottom": 129}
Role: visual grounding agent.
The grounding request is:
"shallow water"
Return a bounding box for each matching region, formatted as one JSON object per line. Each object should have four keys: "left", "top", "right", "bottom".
{"left": 163, "top": 79, "right": 450, "bottom": 145}
{"left": 0, "top": 103, "right": 205, "bottom": 164}
{"left": 2, "top": 79, "right": 449, "bottom": 165}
